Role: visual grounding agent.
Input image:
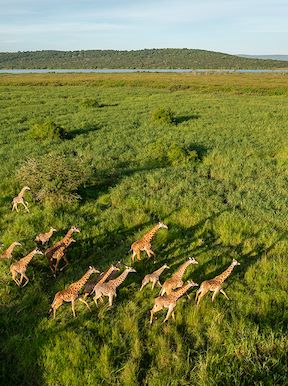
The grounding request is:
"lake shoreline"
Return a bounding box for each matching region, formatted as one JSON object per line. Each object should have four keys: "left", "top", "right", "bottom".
{"left": 1, "top": 68, "right": 288, "bottom": 74}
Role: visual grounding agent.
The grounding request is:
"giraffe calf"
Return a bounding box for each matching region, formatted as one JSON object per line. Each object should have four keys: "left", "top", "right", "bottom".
{"left": 10, "top": 248, "right": 43, "bottom": 287}
{"left": 140, "top": 263, "right": 170, "bottom": 290}
{"left": 150, "top": 280, "right": 198, "bottom": 324}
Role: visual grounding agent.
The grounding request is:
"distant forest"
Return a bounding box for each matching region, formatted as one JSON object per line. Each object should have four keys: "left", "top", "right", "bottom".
{"left": 0, "top": 49, "right": 288, "bottom": 69}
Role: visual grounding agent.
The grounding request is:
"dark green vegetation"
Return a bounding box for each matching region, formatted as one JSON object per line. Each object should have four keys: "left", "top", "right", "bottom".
{"left": 1, "top": 48, "right": 288, "bottom": 69}
{"left": 0, "top": 73, "right": 288, "bottom": 385}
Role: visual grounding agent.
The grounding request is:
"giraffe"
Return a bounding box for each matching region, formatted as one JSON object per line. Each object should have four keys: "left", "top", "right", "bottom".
{"left": 82, "top": 261, "right": 122, "bottom": 300}
{"left": 49, "top": 266, "right": 99, "bottom": 319}
{"left": 51, "top": 238, "right": 76, "bottom": 275}
{"left": 35, "top": 227, "right": 57, "bottom": 245}
{"left": 140, "top": 263, "right": 170, "bottom": 290}
{"left": 195, "top": 259, "right": 240, "bottom": 305}
{"left": 150, "top": 280, "right": 198, "bottom": 324}
{"left": 160, "top": 257, "right": 198, "bottom": 296}
{"left": 130, "top": 222, "right": 168, "bottom": 264}
{"left": 93, "top": 266, "right": 136, "bottom": 307}
{"left": 11, "top": 186, "right": 31, "bottom": 213}
{"left": 0, "top": 241, "right": 21, "bottom": 259}
{"left": 45, "top": 226, "right": 80, "bottom": 272}
{"left": 9, "top": 248, "right": 43, "bottom": 287}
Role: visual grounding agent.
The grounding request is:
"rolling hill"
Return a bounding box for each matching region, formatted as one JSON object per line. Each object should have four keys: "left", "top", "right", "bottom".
{"left": 0, "top": 48, "right": 288, "bottom": 69}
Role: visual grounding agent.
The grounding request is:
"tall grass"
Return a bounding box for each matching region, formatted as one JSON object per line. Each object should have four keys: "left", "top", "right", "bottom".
{"left": 0, "top": 73, "right": 287, "bottom": 385}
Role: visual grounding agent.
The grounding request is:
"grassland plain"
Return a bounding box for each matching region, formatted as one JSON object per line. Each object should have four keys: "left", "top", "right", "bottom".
{"left": 0, "top": 72, "right": 288, "bottom": 386}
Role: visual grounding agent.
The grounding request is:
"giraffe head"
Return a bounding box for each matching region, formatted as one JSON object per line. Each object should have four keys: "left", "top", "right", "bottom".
{"left": 188, "top": 257, "right": 198, "bottom": 265}
{"left": 71, "top": 226, "right": 81, "bottom": 233}
{"left": 88, "top": 265, "right": 100, "bottom": 274}
{"left": 163, "top": 263, "right": 170, "bottom": 269}
{"left": 232, "top": 259, "right": 240, "bottom": 266}
{"left": 67, "top": 238, "right": 77, "bottom": 246}
{"left": 23, "top": 186, "right": 31, "bottom": 192}
{"left": 125, "top": 266, "right": 137, "bottom": 273}
{"left": 13, "top": 241, "right": 22, "bottom": 246}
{"left": 186, "top": 279, "right": 199, "bottom": 287}
{"left": 158, "top": 222, "right": 168, "bottom": 229}
{"left": 33, "top": 248, "right": 44, "bottom": 255}
{"left": 111, "top": 264, "right": 121, "bottom": 272}
{"left": 50, "top": 227, "right": 57, "bottom": 233}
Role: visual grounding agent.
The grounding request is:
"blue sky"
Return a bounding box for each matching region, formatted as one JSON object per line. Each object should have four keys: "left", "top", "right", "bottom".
{"left": 0, "top": 0, "right": 287, "bottom": 54}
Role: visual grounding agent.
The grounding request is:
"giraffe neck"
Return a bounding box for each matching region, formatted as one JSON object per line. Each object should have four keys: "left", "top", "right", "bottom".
{"left": 154, "top": 265, "right": 167, "bottom": 276}
{"left": 173, "top": 260, "right": 191, "bottom": 280}
{"left": 20, "top": 251, "right": 36, "bottom": 266}
{"left": 70, "top": 270, "right": 94, "bottom": 292}
{"left": 215, "top": 263, "right": 235, "bottom": 283}
{"left": 7, "top": 243, "right": 17, "bottom": 254}
{"left": 47, "top": 229, "right": 54, "bottom": 238}
{"left": 144, "top": 224, "right": 160, "bottom": 242}
{"left": 98, "top": 266, "right": 115, "bottom": 285}
{"left": 172, "top": 283, "right": 193, "bottom": 300}
{"left": 19, "top": 188, "right": 28, "bottom": 198}
{"left": 110, "top": 269, "right": 130, "bottom": 288}
{"left": 62, "top": 229, "right": 74, "bottom": 244}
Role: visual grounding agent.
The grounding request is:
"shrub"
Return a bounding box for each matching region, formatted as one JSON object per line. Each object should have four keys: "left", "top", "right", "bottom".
{"left": 150, "top": 107, "right": 176, "bottom": 125}
{"left": 82, "top": 99, "right": 101, "bottom": 108}
{"left": 16, "top": 153, "right": 91, "bottom": 205}
{"left": 167, "top": 144, "right": 199, "bottom": 166}
{"left": 28, "top": 119, "right": 67, "bottom": 140}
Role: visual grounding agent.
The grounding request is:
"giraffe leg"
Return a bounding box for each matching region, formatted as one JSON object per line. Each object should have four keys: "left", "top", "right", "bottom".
{"left": 196, "top": 288, "right": 209, "bottom": 305}
{"left": 19, "top": 273, "right": 24, "bottom": 285}
{"left": 78, "top": 297, "right": 91, "bottom": 311}
{"left": 151, "top": 280, "right": 156, "bottom": 290}
{"left": 150, "top": 304, "right": 162, "bottom": 324}
{"left": 136, "top": 250, "right": 141, "bottom": 262}
{"left": 13, "top": 203, "right": 19, "bottom": 212}
{"left": 48, "top": 258, "right": 56, "bottom": 274}
{"left": 11, "top": 271, "right": 21, "bottom": 286}
{"left": 220, "top": 289, "right": 230, "bottom": 300}
{"left": 131, "top": 251, "right": 136, "bottom": 264}
{"left": 157, "top": 280, "right": 162, "bottom": 288}
{"left": 163, "top": 304, "right": 175, "bottom": 323}
{"left": 140, "top": 278, "right": 149, "bottom": 290}
{"left": 54, "top": 259, "right": 60, "bottom": 273}
{"left": 60, "top": 255, "right": 69, "bottom": 271}
{"left": 211, "top": 288, "right": 220, "bottom": 302}
{"left": 21, "top": 273, "right": 29, "bottom": 287}
{"left": 53, "top": 301, "right": 62, "bottom": 319}
{"left": 171, "top": 311, "right": 176, "bottom": 320}
{"left": 108, "top": 294, "right": 114, "bottom": 307}
{"left": 71, "top": 300, "right": 76, "bottom": 317}
{"left": 22, "top": 202, "right": 30, "bottom": 213}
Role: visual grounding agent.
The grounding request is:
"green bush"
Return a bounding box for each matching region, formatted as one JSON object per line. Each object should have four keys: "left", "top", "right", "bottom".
{"left": 16, "top": 153, "right": 91, "bottom": 205}
{"left": 28, "top": 119, "right": 67, "bottom": 140}
{"left": 150, "top": 107, "right": 176, "bottom": 125}
{"left": 167, "top": 144, "right": 199, "bottom": 166}
{"left": 82, "top": 98, "right": 101, "bottom": 108}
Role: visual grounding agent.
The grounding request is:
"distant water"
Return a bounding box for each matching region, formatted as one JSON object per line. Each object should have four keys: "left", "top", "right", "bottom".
{"left": 1, "top": 69, "right": 288, "bottom": 74}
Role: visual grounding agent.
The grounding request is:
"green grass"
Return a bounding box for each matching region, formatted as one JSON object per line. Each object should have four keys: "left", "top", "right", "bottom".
{"left": 0, "top": 73, "right": 288, "bottom": 386}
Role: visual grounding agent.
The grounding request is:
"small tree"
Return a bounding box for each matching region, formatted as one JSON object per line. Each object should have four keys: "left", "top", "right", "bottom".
{"left": 28, "top": 119, "right": 68, "bottom": 140}
{"left": 150, "top": 107, "right": 176, "bottom": 125}
{"left": 16, "top": 153, "right": 91, "bottom": 205}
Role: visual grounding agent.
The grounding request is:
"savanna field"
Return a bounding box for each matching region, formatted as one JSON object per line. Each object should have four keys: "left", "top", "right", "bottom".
{"left": 0, "top": 72, "right": 288, "bottom": 386}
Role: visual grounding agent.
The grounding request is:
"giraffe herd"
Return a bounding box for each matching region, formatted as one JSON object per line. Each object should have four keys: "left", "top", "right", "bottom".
{"left": 1, "top": 186, "right": 241, "bottom": 324}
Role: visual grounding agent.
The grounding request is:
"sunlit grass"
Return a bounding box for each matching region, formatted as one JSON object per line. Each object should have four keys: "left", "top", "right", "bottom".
{"left": 0, "top": 73, "right": 288, "bottom": 385}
